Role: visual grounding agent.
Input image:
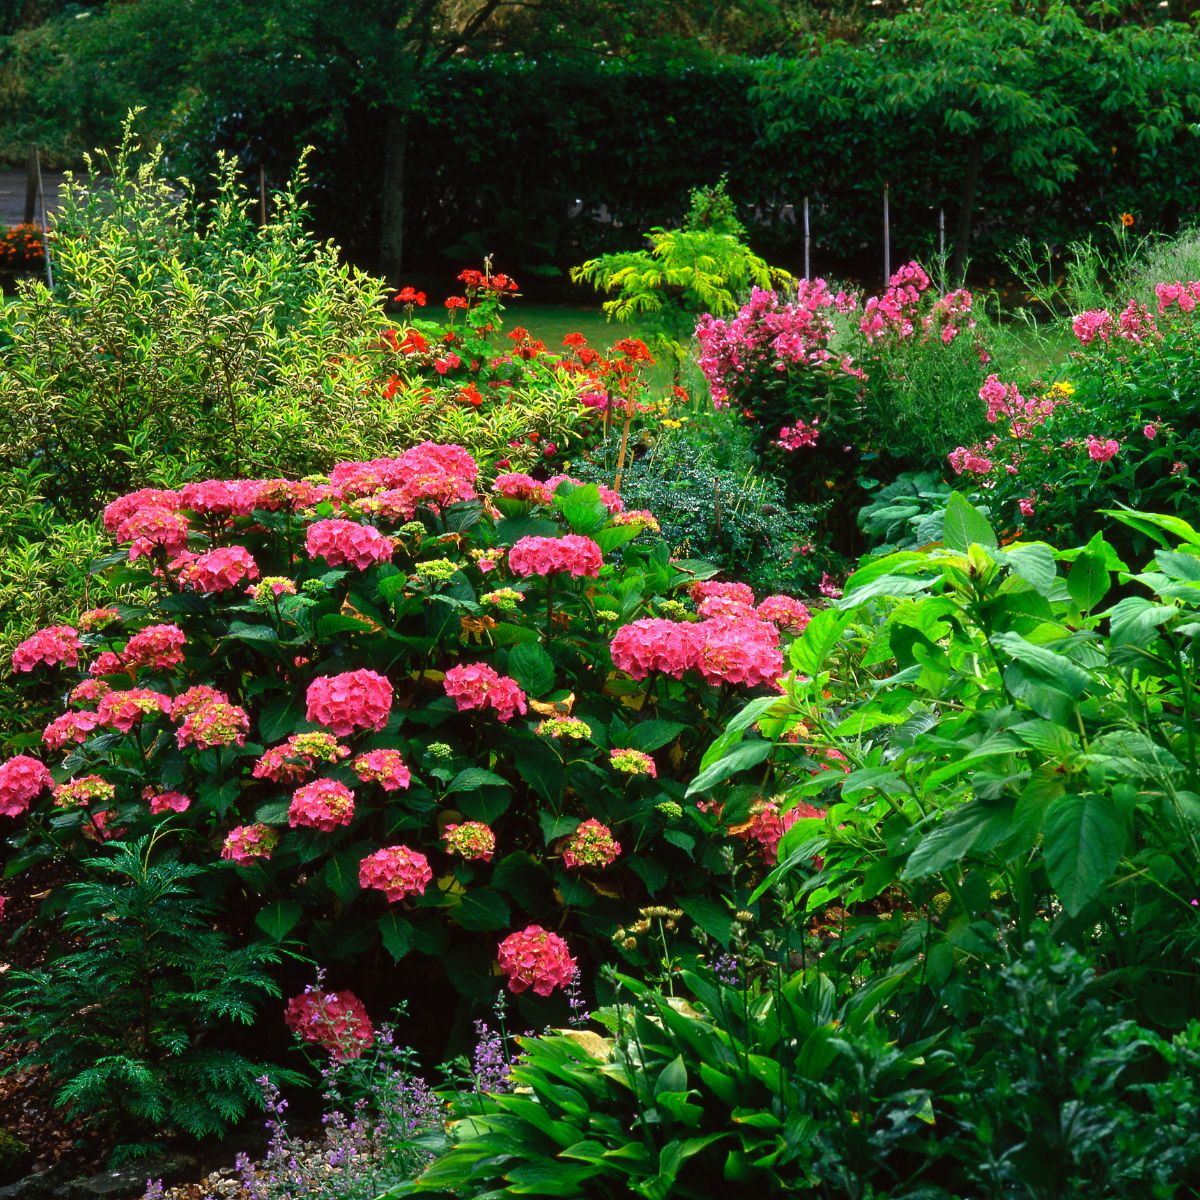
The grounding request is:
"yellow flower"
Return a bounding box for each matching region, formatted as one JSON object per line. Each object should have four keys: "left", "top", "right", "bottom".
{"left": 662, "top": 418, "right": 683, "bottom": 429}
{"left": 1048, "top": 380, "right": 1075, "bottom": 399}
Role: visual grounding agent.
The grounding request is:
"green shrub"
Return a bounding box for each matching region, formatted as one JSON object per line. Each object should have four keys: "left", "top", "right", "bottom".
{"left": 1, "top": 837, "right": 291, "bottom": 1153}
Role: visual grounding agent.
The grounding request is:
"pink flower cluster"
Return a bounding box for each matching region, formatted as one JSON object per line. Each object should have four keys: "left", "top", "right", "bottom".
{"left": 696, "top": 281, "right": 854, "bottom": 405}
{"left": 734, "top": 798, "right": 823, "bottom": 862}
{"left": 352, "top": 749, "right": 411, "bottom": 791}
{"left": 497, "top": 925, "right": 577, "bottom": 996}
{"left": 443, "top": 663, "right": 527, "bottom": 722}
{"left": 508, "top": 535, "right": 603, "bottom": 578}
{"left": 1086, "top": 435, "right": 1120, "bottom": 463}
{"left": 12, "top": 625, "right": 81, "bottom": 673}
{"left": 948, "top": 446, "right": 994, "bottom": 476}
{"left": 177, "top": 699, "right": 250, "bottom": 750}
{"left": 443, "top": 820, "right": 496, "bottom": 862}
{"left": 44, "top": 709, "right": 101, "bottom": 750}
{"left": 306, "top": 520, "right": 394, "bottom": 571}
{"left": 545, "top": 475, "right": 624, "bottom": 515}
{"left": 1155, "top": 280, "right": 1200, "bottom": 314}
{"left": 221, "top": 823, "right": 279, "bottom": 863}
{"left": 146, "top": 790, "right": 191, "bottom": 814}
{"left": 860, "top": 262, "right": 931, "bottom": 342}
{"left": 493, "top": 472, "right": 550, "bottom": 503}
{"left": 254, "top": 732, "right": 350, "bottom": 784}
{"left": 0, "top": 755, "right": 53, "bottom": 818}
{"left": 306, "top": 670, "right": 394, "bottom": 735}
{"left": 756, "top": 595, "right": 811, "bottom": 633}
{"left": 289, "top": 778, "right": 355, "bottom": 832}
{"left": 609, "top": 748, "right": 657, "bottom": 777}
{"left": 123, "top": 624, "right": 186, "bottom": 671}
{"left": 610, "top": 615, "right": 782, "bottom": 688}
{"left": 561, "top": 819, "right": 621, "bottom": 869}
{"left": 329, "top": 443, "right": 478, "bottom": 514}
{"left": 284, "top": 988, "right": 374, "bottom": 1061}
{"left": 175, "top": 546, "right": 260, "bottom": 592}
{"left": 777, "top": 419, "right": 820, "bottom": 450}
{"left": 359, "top": 845, "right": 432, "bottom": 901}
{"left": 98, "top": 687, "right": 171, "bottom": 733}
{"left": 926, "top": 288, "right": 976, "bottom": 344}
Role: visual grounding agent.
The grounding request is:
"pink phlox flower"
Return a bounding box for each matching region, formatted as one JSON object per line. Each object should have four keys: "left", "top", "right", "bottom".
{"left": 1071, "top": 309, "right": 1113, "bottom": 346}
{"left": 776, "top": 419, "right": 820, "bottom": 450}
{"left": 1085, "top": 435, "right": 1120, "bottom": 463}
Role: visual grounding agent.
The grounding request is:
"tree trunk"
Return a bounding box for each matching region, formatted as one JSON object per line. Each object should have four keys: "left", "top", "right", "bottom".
{"left": 952, "top": 136, "right": 983, "bottom": 282}
{"left": 380, "top": 106, "right": 409, "bottom": 282}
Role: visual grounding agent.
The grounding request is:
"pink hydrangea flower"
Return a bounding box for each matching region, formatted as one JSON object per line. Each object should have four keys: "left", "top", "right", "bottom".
{"left": 561, "top": 819, "right": 621, "bottom": 869}
{"left": 1086, "top": 435, "right": 1120, "bottom": 463}
{"left": 306, "top": 519, "right": 395, "bottom": 570}
{"left": 609, "top": 748, "right": 657, "bottom": 777}
{"left": 610, "top": 618, "right": 701, "bottom": 681}
{"left": 694, "top": 616, "right": 782, "bottom": 689}
{"left": 144, "top": 788, "right": 191, "bottom": 814}
{"left": 443, "top": 663, "right": 527, "bottom": 722}
{"left": 12, "top": 625, "right": 81, "bottom": 673}
{"left": 69, "top": 679, "right": 110, "bottom": 707}
{"left": 690, "top": 580, "right": 756, "bottom": 608}
{"left": 171, "top": 685, "right": 230, "bottom": 720}
{"left": 756, "top": 595, "right": 811, "bottom": 633}
{"left": 221, "top": 823, "right": 279, "bottom": 864}
{"left": 352, "top": 749, "right": 411, "bottom": 791}
{"left": 78, "top": 607, "right": 120, "bottom": 632}
{"left": 120, "top": 505, "right": 191, "bottom": 561}
{"left": 307, "top": 670, "right": 394, "bottom": 736}
{"left": 289, "top": 778, "right": 355, "bottom": 832}
{"left": 102, "top": 487, "right": 181, "bottom": 534}
{"left": 122, "top": 624, "right": 186, "bottom": 671}
{"left": 177, "top": 546, "right": 260, "bottom": 592}
{"left": 253, "top": 732, "right": 349, "bottom": 784}
{"left": 97, "top": 688, "right": 172, "bottom": 733}
{"left": 493, "top": 473, "right": 551, "bottom": 503}
{"left": 442, "top": 821, "right": 496, "bottom": 862}
{"left": 697, "top": 592, "right": 756, "bottom": 619}
{"left": 88, "top": 651, "right": 126, "bottom": 678}
{"left": 734, "top": 798, "right": 823, "bottom": 862}
{"left": 53, "top": 774, "right": 115, "bottom": 808}
{"left": 508, "top": 534, "right": 603, "bottom": 578}
{"left": 43, "top": 709, "right": 102, "bottom": 751}
{"left": 359, "top": 845, "right": 432, "bottom": 901}
{"left": 0, "top": 755, "right": 53, "bottom": 817}
{"left": 497, "top": 925, "right": 577, "bottom": 996}
{"left": 177, "top": 699, "right": 250, "bottom": 749}
{"left": 284, "top": 988, "right": 374, "bottom": 1061}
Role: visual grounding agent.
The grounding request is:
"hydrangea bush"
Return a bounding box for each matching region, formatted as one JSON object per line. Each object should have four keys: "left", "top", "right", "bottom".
{"left": 1, "top": 442, "right": 815, "bottom": 1017}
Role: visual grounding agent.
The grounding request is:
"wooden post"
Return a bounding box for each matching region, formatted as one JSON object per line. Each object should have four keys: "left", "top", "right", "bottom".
{"left": 33, "top": 146, "right": 52, "bottom": 289}
{"left": 883, "top": 182, "right": 891, "bottom": 285}
{"left": 23, "top": 145, "right": 38, "bottom": 225}
{"left": 803, "top": 196, "right": 811, "bottom": 280}
{"left": 258, "top": 164, "right": 268, "bottom": 226}
{"left": 939, "top": 207, "right": 946, "bottom": 260}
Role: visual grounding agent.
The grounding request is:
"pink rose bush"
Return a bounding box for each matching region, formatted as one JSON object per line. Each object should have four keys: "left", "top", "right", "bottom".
{"left": 1, "top": 443, "right": 814, "bottom": 1017}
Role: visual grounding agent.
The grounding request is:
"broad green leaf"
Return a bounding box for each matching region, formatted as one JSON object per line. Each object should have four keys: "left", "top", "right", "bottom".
{"left": 1002, "top": 542, "right": 1057, "bottom": 595}
{"left": 790, "top": 608, "right": 853, "bottom": 675}
{"left": 1043, "top": 793, "right": 1125, "bottom": 916}
{"left": 1067, "top": 551, "right": 1110, "bottom": 612}
{"left": 444, "top": 767, "right": 511, "bottom": 796}
{"left": 685, "top": 740, "right": 772, "bottom": 795}
{"left": 942, "top": 491, "right": 997, "bottom": 552}
{"left": 452, "top": 887, "right": 511, "bottom": 932}
{"left": 377, "top": 912, "right": 415, "bottom": 961}
{"left": 255, "top": 899, "right": 302, "bottom": 941}
{"left": 506, "top": 641, "right": 556, "bottom": 697}
{"left": 902, "top": 804, "right": 995, "bottom": 879}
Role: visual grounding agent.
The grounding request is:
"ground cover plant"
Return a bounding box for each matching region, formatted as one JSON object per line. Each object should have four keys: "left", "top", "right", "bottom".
{"left": 0, "top": 439, "right": 820, "bottom": 1153}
